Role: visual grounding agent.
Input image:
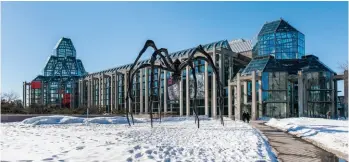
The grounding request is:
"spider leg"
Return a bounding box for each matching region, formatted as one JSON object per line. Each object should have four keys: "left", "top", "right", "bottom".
{"left": 178, "top": 48, "right": 198, "bottom": 71}
{"left": 129, "top": 40, "right": 158, "bottom": 72}
{"left": 191, "top": 55, "right": 225, "bottom": 126}
{"left": 127, "top": 41, "right": 174, "bottom": 106}
{"left": 130, "top": 95, "right": 135, "bottom": 125}
{"left": 157, "top": 68, "right": 162, "bottom": 123}
{"left": 126, "top": 63, "right": 174, "bottom": 127}
{"left": 154, "top": 50, "right": 176, "bottom": 72}
{"left": 126, "top": 40, "right": 159, "bottom": 126}
{"left": 125, "top": 106, "right": 131, "bottom": 126}
{"left": 158, "top": 48, "right": 175, "bottom": 70}
{"left": 176, "top": 56, "right": 200, "bottom": 127}
{"left": 188, "top": 62, "right": 200, "bottom": 128}
{"left": 128, "top": 63, "right": 173, "bottom": 104}
{"left": 128, "top": 40, "right": 159, "bottom": 102}
{"left": 127, "top": 72, "right": 135, "bottom": 125}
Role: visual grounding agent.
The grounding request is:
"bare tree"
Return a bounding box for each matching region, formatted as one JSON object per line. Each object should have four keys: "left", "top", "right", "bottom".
{"left": 338, "top": 61, "right": 348, "bottom": 73}
{"left": 1, "top": 91, "right": 20, "bottom": 103}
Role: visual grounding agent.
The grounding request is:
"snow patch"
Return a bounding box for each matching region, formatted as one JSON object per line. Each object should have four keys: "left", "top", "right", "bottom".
{"left": 2, "top": 119, "right": 277, "bottom": 161}
{"left": 266, "top": 117, "right": 349, "bottom": 159}
{"left": 21, "top": 115, "right": 145, "bottom": 125}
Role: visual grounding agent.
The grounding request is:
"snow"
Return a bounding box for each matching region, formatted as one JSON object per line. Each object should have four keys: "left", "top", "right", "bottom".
{"left": 21, "top": 115, "right": 145, "bottom": 125}
{"left": 265, "top": 117, "right": 349, "bottom": 158}
{"left": 1, "top": 116, "right": 277, "bottom": 162}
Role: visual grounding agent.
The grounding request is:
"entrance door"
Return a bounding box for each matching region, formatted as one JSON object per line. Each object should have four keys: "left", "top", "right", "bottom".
{"left": 289, "top": 81, "right": 299, "bottom": 117}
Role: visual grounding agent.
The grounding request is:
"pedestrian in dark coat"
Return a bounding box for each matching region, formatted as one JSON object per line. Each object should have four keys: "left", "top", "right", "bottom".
{"left": 246, "top": 112, "right": 250, "bottom": 123}
{"left": 242, "top": 111, "right": 246, "bottom": 122}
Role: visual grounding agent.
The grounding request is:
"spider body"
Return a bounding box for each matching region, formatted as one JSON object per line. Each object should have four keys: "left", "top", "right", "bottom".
{"left": 125, "top": 40, "right": 225, "bottom": 128}
{"left": 171, "top": 59, "right": 182, "bottom": 83}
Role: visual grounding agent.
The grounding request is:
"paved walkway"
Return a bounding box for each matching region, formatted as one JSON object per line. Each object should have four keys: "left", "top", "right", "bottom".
{"left": 251, "top": 121, "right": 344, "bottom": 162}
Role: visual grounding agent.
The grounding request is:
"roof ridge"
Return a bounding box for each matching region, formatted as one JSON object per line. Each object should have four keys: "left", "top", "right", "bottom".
{"left": 86, "top": 39, "right": 229, "bottom": 76}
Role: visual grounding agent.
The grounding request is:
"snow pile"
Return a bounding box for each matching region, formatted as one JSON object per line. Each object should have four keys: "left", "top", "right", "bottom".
{"left": 22, "top": 115, "right": 145, "bottom": 125}
{"left": 22, "top": 115, "right": 84, "bottom": 125}
{"left": 1, "top": 119, "right": 277, "bottom": 162}
{"left": 266, "top": 117, "right": 349, "bottom": 159}
{"left": 338, "top": 117, "right": 348, "bottom": 121}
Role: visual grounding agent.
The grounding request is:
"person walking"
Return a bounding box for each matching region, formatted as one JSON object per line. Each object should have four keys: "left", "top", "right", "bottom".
{"left": 246, "top": 112, "right": 250, "bottom": 123}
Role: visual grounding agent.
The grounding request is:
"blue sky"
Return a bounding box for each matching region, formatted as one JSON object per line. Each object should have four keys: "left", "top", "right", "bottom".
{"left": 2, "top": 2, "right": 348, "bottom": 98}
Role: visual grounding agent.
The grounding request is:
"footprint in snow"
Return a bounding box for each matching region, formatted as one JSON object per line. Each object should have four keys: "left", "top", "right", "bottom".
{"left": 135, "top": 152, "right": 143, "bottom": 158}
{"left": 145, "top": 149, "right": 153, "bottom": 154}
{"left": 42, "top": 158, "right": 54, "bottom": 161}
{"left": 164, "top": 158, "right": 171, "bottom": 162}
{"left": 128, "top": 150, "right": 134, "bottom": 154}
{"left": 134, "top": 145, "right": 141, "bottom": 150}
{"left": 76, "top": 146, "right": 85, "bottom": 150}
{"left": 163, "top": 150, "right": 170, "bottom": 155}
{"left": 126, "top": 157, "right": 133, "bottom": 162}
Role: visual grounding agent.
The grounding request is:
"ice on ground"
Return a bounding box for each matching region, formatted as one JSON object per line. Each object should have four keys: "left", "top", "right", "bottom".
{"left": 1, "top": 117, "right": 276, "bottom": 162}
{"left": 21, "top": 115, "right": 145, "bottom": 125}
{"left": 266, "top": 117, "right": 349, "bottom": 158}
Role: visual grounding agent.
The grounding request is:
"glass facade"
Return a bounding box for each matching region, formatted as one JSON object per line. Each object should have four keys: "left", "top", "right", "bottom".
{"left": 262, "top": 72, "right": 288, "bottom": 117}
{"left": 29, "top": 37, "right": 87, "bottom": 108}
{"left": 132, "top": 71, "right": 140, "bottom": 113}
{"left": 118, "top": 74, "right": 124, "bottom": 109}
{"left": 54, "top": 38, "right": 76, "bottom": 58}
{"left": 257, "top": 20, "right": 305, "bottom": 59}
{"left": 241, "top": 56, "right": 270, "bottom": 76}
{"left": 305, "top": 71, "right": 333, "bottom": 117}
{"left": 25, "top": 20, "right": 341, "bottom": 119}
{"left": 234, "top": 19, "right": 336, "bottom": 118}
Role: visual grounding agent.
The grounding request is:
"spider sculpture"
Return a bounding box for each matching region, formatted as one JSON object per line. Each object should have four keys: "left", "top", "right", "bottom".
{"left": 125, "top": 40, "right": 225, "bottom": 128}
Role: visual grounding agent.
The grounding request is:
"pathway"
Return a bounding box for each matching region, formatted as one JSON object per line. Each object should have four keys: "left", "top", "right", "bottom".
{"left": 251, "top": 121, "right": 345, "bottom": 162}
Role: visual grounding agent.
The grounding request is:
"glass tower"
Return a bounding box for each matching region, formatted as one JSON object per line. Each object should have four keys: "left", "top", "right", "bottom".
{"left": 257, "top": 19, "right": 305, "bottom": 59}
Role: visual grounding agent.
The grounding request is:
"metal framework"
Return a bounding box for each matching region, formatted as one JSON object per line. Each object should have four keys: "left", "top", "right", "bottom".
{"left": 23, "top": 37, "right": 87, "bottom": 108}
{"left": 257, "top": 19, "right": 305, "bottom": 59}
{"left": 125, "top": 40, "right": 225, "bottom": 128}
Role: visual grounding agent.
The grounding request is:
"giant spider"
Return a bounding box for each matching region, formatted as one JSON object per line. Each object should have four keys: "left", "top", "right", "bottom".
{"left": 125, "top": 40, "right": 225, "bottom": 128}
